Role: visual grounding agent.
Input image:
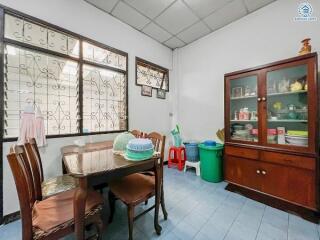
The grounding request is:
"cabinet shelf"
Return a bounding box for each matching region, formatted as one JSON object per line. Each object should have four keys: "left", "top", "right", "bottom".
{"left": 267, "top": 90, "right": 307, "bottom": 97}
{"left": 230, "top": 95, "right": 257, "bottom": 100}
{"left": 231, "top": 120, "right": 257, "bottom": 123}
{"left": 268, "top": 119, "right": 308, "bottom": 123}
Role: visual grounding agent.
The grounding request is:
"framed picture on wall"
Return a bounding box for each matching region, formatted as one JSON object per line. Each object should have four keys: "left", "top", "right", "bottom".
{"left": 141, "top": 85, "right": 152, "bottom": 97}
{"left": 157, "top": 89, "right": 166, "bottom": 99}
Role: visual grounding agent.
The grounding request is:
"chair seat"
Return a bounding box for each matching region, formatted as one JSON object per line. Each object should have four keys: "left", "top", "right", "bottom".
{"left": 109, "top": 173, "right": 155, "bottom": 205}
{"left": 42, "top": 175, "right": 78, "bottom": 198}
{"left": 32, "top": 189, "right": 103, "bottom": 239}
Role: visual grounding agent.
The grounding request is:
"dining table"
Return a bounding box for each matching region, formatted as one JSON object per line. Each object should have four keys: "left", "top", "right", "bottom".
{"left": 62, "top": 141, "right": 163, "bottom": 240}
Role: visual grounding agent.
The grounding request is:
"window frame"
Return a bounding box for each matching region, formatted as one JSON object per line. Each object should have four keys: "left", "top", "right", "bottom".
{"left": 135, "top": 57, "right": 169, "bottom": 92}
{"left": 0, "top": 5, "right": 129, "bottom": 142}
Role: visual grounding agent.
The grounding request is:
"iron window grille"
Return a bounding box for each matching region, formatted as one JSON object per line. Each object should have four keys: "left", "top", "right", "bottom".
{"left": 2, "top": 11, "right": 128, "bottom": 140}
{"left": 135, "top": 57, "right": 169, "bottom": 92}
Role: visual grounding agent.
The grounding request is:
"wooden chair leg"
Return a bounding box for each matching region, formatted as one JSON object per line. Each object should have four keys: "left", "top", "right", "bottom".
{"left": 161, "top": 184, "right": 168, "bottom": 220}
{"left": 94, "top": 217, "right": 104, "bottom": 240}
{"left": 108, "top": 190, "right": 116, "bottom": 223}
{"left": 127, "top": 205, "right": 134, "bottom": 240}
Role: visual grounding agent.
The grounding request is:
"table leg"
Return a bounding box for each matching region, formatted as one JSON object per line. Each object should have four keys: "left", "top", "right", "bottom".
{"left": 154, "top": 164, "right": 162, "bottom": 235}
{"left": 74, "top": 177, "right": 88, "bottom": 240}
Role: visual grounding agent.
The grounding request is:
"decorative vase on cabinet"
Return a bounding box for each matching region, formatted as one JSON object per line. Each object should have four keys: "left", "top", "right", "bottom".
{"left": 224, "top": 53, "right": 319, "bottom": 222}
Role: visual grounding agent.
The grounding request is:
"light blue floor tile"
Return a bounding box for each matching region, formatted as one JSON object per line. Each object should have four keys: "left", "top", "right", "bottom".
{"left": 235, "top": 211, "right": 263, "bottom": 230}
{"left": 171, "top": 220, "right": 199, "bottom": 240}
{"left": 198, "top": 222, "right": 229, "bottom": 240}
{"left": 288, "top": 215, "right": 319, "bottom": 240}
{"left": 257, "top": 222, "right": 288, "bottom": 240}
{"left": 224, "top": 221, "right": 258, "bottom": 240}
{"left": 193, "top": 232, "right": 211, "bottom": 240}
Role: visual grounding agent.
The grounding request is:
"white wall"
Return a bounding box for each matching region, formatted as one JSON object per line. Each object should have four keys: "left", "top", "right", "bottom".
{"left": 175, "top": 0, "right": 320, "bottom": 142}
{"left": 0, "top": 0, "right": 173, "bottom": 215}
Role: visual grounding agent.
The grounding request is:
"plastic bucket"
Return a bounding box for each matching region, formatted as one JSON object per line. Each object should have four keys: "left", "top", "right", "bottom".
{"left": 198, "top": 143, "right": 224, "bottom": 182}
{"left": 184, "top": 142, "right": 199, "bottom": 162}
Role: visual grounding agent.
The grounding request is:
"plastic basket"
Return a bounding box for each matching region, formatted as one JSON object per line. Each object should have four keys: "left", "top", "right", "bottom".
{"left": 184, "top": 142, "right": 199, "bottom": 162}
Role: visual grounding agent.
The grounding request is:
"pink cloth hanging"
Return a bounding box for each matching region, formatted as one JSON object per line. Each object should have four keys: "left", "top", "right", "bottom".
{"left": 18, "top": 112, "right": 36, "bottom": 145}
{"left": 35, "top": 112, "right": 46, "bottom": 147}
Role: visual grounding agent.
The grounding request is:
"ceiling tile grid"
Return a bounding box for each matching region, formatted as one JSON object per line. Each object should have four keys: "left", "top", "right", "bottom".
{"left": 85, "top": 0, "right": 276, "bottom": 49}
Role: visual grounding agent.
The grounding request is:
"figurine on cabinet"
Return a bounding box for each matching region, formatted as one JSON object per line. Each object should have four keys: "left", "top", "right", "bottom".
{"left": 298, "top": 38, "right": 311, "bottom": 55}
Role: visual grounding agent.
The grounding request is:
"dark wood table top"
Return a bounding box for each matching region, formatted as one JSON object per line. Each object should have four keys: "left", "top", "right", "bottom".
{"left": 63, "top": 148, "right": 157, "bottom": 177}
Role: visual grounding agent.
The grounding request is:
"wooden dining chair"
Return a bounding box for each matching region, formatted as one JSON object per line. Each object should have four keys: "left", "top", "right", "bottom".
{"left": 130, "top": 129, "right": 144, "bottom": 138}
{"left": 108, "top": 132, "right": 167, "bottom": 240}
{"left": 24, "top": 138, "right": 78, "bottom": 198}
{"left": 7, "top": 145, "right": 104, "bottom": 240}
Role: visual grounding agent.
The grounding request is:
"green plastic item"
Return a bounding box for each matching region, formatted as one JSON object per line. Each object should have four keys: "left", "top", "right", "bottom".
{"left": 171, "top": 124, "right": 182, "bottom": 147}
{"left": 113, "top": 132, "right": 136, "bottom": 152}
{"left": 198, "top": 143, "right": 224, "bottom": 183}
{"left": 125, "top": 149, "right": 154, "bottom": 160}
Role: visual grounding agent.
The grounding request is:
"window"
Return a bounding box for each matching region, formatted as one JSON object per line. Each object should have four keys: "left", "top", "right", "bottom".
{"left": 3, "top": 12, "right": 128, "bottom": 139}
{"left": 82, "top": 65, "right": 127, "bottom": 133}
{"left": 136, "top": 57, "right": 169, "bottom": 91}
{"left": 4, "top": 45, "right": 79, "bottom": 137}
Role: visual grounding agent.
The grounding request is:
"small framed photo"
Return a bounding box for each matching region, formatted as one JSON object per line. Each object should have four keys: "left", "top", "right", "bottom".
{"left": 141, "top": 85, "right": 152, "bottom": 97}
{"left": 232, "top": 87, "right": 243, "bottom": 98}
{"left": 157, "top": 89, "right": 166, "bottom": 99}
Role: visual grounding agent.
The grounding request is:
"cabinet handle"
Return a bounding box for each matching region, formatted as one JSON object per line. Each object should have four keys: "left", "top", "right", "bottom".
{"left": 256, "top": 170, "right": 261, "bottom": 174}
{"left": 262, "top": 97, "right": 266, "bottom": 101}
{"left": 261, "top": 170, "right": 267, "bottom": 175}
{"left": 257, "top": 98, "right": 261, "bottom": 102}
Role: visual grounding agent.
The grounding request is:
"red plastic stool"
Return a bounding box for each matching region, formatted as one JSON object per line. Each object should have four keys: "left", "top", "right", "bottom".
{"left": 168, "top": 146, "right": 187, "bottom": 171}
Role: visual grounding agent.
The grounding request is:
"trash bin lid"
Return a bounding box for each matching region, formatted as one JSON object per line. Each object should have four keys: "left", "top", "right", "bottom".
{"left": 183, "top": 141, "right": 199, "bottom": 146}
{"left": 203, "top": 140, "right": 216, "bottom": 146}
{"left": 198, "top": 143, "right": 224, "bottom": 150}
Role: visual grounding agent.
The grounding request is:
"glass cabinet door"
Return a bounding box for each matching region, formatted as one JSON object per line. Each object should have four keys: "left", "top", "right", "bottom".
{"left": 229, "top": 75, "right": 259, "bottom": 142}
{"left": 266, "top": 64, "right": 308, "bottom": 147}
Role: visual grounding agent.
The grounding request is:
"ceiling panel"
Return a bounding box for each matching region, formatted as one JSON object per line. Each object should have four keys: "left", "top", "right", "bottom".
{"left": 123, "top": 0, "right": 175, "bottom": 19}
{"left": 85, "top": 0, "right": 119, "bottom": 13}
{"left": 204, "top": 0, "right": 247, "bottom": 31}
{"left": 155, "top": 0, "right": 199, "bottom": 34}
{"left": 244, "top": 0, "right": 275, "bottom": 12}
{"left": 142, "top": 22, "right": 172, "bottom": 43}
{"left": 164, "top": 37, "right": 185, "bottom": 49}
{"left": 183, "top": 0, "right": 233, "bottom": 18}
{"left": 85, "top": 0, "right": 276, "bottom": 49}
{"left": 177, "top": 21, "right": 211, "bottom": 43}
{"left": 112, "top": 1, "right": 150, "bottom": 30}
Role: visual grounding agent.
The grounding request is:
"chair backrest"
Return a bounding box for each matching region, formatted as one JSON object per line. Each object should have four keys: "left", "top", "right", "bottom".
{"left": 27, "top": 138, "right": 44, "bottom": 182}
{"left": 24, "top": 141, "right": 43, "bottom": 200}
{"left": 7, "top": 146, "right": 36, "bottom": 239}
{"left": 145, "top": 132, "right": 166, "bottom": 166}
{"left": 131, "top": 130, "right": 144, "bottom": 138}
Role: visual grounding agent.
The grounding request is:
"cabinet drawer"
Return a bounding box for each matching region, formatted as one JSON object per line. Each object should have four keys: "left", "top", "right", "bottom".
{"left": 224, "top": 156, "right": 261, "bottom": 191}
{"left": 225, "top": 146, "right": 259, "bottom": 160}
{"left": 260, "top": 151, "right": 315, "bottom": 170}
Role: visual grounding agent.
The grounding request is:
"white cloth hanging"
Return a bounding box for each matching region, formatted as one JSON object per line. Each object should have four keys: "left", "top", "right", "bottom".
{"left": 35, "top": 107, "right": 46, "bottom": 147}
{"left": 17, "top": 105, "right": 36, "bottom": 144}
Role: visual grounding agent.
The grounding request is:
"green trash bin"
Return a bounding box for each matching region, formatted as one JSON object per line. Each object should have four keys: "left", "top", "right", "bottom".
{"left": 198, "top": 143, "right": 224, "bottom": 182}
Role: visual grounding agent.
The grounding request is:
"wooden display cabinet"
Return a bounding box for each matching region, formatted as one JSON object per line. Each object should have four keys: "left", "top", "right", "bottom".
{"left": 224, "top": 53, "right": 319, "bottom": 221}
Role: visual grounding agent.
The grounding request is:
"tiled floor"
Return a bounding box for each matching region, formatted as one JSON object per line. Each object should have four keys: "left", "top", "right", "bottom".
{"left": 1, "top": 166, "right": 320, "bottom": 240}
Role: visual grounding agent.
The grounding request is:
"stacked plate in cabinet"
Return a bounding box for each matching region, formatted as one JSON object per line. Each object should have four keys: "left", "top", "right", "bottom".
{"left": 285, "top": 130, "right": 308, "bottom": 146}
